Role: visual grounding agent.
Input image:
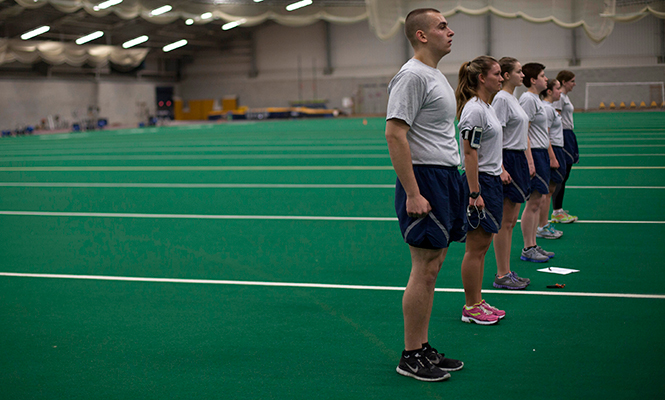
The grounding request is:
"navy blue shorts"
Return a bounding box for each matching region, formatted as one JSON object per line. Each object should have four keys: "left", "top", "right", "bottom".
{"left": 563, "top": 129, "right": 579, "bottom": 164}
{"left": 502, "top": 149, "right": 530, "bottom": 203}
{"left": 550, "top": 146, "right": 567, "bottom": 183}
{"left": 395, "top": 165, "right": 466, "bottom": 249}
{"left": 530, "top": 148, "right": 550, "bottom": 195}
{"left": 462, "top": 172, "right": 503, "bottom": 234}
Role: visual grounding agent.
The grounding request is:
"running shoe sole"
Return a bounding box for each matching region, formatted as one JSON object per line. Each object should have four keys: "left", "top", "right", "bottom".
{"left": 493, "top": 282, "right": 527, "bottom": 290}
{"left": 520, "top": 255, "right": 549, "bottom": 263}
{"left": 461, "top": 315, "right": 499, "bottom": 325}
{"left": 396, "top": 367, "right": 450, "bottom": 382}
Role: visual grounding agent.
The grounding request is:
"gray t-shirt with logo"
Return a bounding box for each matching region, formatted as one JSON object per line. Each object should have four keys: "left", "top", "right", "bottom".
{"left": 386, "top": 58, "right": 460, "bottom": 167}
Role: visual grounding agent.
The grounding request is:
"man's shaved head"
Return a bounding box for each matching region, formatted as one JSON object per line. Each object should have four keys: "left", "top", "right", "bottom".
{"left": 404, "top": 8, "right": 440, "bottom": 47}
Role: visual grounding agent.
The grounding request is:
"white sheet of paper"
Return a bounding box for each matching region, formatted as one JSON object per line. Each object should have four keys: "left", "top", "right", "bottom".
{"left": 537, "top": 267, "right": 580, "bottom": 275}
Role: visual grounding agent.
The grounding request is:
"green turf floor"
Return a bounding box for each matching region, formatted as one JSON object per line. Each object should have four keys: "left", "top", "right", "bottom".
{"left": 1, "top": 112, "right": 664, "bottom": 399}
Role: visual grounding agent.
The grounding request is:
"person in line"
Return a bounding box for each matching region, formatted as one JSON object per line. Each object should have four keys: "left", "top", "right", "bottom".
{"left": 551, "top": 70, "right": 579, "bottom": 223}
{"left": 455, "top": 55, "right": 506, "bottom": 324}
{"left": 385, "top": 8, "right": 464, "bottom": 382}
{"left": 491, "top": 57, "right": 532, "bottom": 290}
{"left": 519, "top": 63, "right": 556, "bottom": 263}
{"left": 538, "top": 79, "right": 566, "bottom": 239}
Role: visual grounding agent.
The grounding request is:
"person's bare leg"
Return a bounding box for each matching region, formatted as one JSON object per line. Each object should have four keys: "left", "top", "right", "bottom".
{"left": 521, "top": 192, "right": 542, "bottom": 248}
{"left": 402, "top": 246, "right": 447, "bottom": 351}
{"left": 461, "top": 229, "right": 494, "bottom": 306}
{"left": 539, "top": 182, "right": 557, "bottom": 228}
{"left": 494, "top": 198, "right": 521, "bottom": 276}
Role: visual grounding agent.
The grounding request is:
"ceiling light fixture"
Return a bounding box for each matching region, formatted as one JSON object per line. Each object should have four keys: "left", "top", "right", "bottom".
{"left": 286, "top": 0, "right": 312, "bottom": 12}
{"left": 20, "top": 26, "right": 50, "bottom": 40}
{"left": 93, "top": 0, "right": 122, "bottom": 11}
{"left": 163, "top": 39, "right": 187, "bottom": 52}
{"left": 150, "top": 5, "right": 172, "bottom": 16}
{"left": 222, "top": 19, "right": 246, "bottom": 31}
{"left": 122, "top": 35, "right": 148, "bottom": 49}
{"left": 75, "top": 31, "right": 104, "bottom": 45}
{"left": 201, "top": 12, "right": 213, "bottom": 19}
{"left": 185, "top": 18, "right": 194, "bottom": 25}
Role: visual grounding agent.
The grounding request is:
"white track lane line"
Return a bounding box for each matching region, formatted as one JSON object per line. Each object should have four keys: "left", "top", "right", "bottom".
{"left": 1, "top": 272, "right": 663, "bottom": 299}
{"left": 1, "top": 166, "right": 664, "bottom": 172}
{"left": 0, "top": 183, "right": 664, "bottom": 189}
{"left": 0, "top": 211, "right": 663, "bottom": 224}
{"left": 0, "top": 166, "right": 396, "bottom": 171}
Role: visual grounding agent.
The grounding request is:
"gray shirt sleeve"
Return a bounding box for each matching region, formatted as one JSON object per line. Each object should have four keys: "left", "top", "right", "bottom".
{"left": 386, "top": 71, "right": 425, "bottom": 126}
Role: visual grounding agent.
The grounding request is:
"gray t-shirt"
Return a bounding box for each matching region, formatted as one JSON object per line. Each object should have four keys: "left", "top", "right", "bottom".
{"left": 553, "top": 92, "right": 574, "bottom": 130}
{"left": 458, "top": 97, "right": 503, "bottom": 176}
{"left": 492, "top": 90, "right": 529, "bottom": 151}
{"left": 544, "top": 101, "right": 564, "bottom": 147}
{"left": 386, "top": 59, "right": 460, "bottom": 167}
{"left": 519, "top": 91, "right": 549, "bottom": 149}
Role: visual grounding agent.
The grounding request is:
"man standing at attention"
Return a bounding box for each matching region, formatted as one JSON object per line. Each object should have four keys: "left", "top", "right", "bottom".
{"left": 386, "top": 8, "right": 465, "bottom": 382}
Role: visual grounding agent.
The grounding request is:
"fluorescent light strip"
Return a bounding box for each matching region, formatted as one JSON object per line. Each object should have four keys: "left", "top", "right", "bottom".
{"left": 21, "top": 26, "right": 50, "bottom": 40}
{"left": 201, "top": 12, "right": 213, "bottom": 19}
{"left": 122, "top": 35, "right": 148, "bottom": 49}
{"left": 286, "top": 0, "right": 312, "bottom": 11}
{"left": 222, "top": 19, "right": 246, "bottom": 31}
{"left": 150, "top": 5, "right": 172, "bottom": 16}
{"left": 163, "top": 39, "right": 187, "bottom": 52}
{"left": 185, "top": 18, "right": 194, "bottom": 25}
{"left": 93, "top": 0, "right": 122, "bottom": 11}
{"left": 75, "top": 31, "right": 104, "bottom": 45}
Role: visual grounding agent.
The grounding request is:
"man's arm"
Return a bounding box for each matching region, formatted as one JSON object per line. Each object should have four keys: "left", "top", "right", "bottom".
{"left": 385, "top": 118, "right": 431, "bottom": 218}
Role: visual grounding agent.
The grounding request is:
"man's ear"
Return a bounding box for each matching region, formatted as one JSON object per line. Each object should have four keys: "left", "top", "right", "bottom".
{"left": 415, "top": 29, "right": 427, "bottom": 44}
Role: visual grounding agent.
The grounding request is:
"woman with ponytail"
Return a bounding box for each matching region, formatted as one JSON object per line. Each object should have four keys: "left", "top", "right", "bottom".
{"left": 455, "top": 56, "right": 505, "bottom": 325}
{"left": 551, "top": 70, "right": 579, "bottom": 223}
{"left": 490, "top": 57, "right": 532, "bottom": 290}
{"left": 538, "top": 79, "right": 566, "bottom": 239}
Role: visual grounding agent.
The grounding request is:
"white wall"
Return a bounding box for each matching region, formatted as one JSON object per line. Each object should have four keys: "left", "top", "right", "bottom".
{"left": 0, "top": 79, "right": 97, "bottom": 130}
{"left": 0, "top": 78, "right": 165, "bottom": 130}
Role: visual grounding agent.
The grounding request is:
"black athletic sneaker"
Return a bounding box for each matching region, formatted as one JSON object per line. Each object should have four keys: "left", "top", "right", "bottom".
{"left": 396, "top": 350, "right": 451, "bottom": 382}
{"left": 422, "top": 343, "right": 464, "bottom": 372}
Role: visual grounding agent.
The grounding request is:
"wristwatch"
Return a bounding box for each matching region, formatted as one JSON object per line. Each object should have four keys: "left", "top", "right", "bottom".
{"left": 469, "top": 191, "right": 480, "bottom": 199}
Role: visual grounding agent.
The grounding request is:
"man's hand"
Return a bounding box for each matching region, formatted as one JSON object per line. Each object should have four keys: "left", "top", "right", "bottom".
{"left": 469, "top": 195, "right": 485, "bottom": 210}
{"left": 500, "top": 170, "right": 512, "bottom": 185}
{"left": 406, "top": 194, "right": 431, "bottom": 218}
{"left": 528, "top": 161, "right": 536, "bottom": 178}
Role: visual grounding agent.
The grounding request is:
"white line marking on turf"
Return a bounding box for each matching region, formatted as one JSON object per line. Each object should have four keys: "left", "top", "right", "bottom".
{"left": 1, "top": 183, "right": 663, "bottom": 190}
{"left": 582, "top": 154, "right": 665, "bottom": 157}
{"left": 0, "top": 165, "right": 662, "bottom": 172}
{"left": 0, "top": 211, "right": 397, "bottom": 221}
{"left": 0, "top": 154, "right": 390, "bottom": 162}
{"left": 0, "top": 211, "right": 663, "bottom": 224}
{"left": 572, "top": 166, "right": 665, "bottom": 170}
{"left": 0, "top": 182, "right": 395, "bottom": 189}
{"left": 579, "top": 144, "right": 665, "bottom": 148}
{"left": 0, "top": 166, "right": 395, "bottom": 172}
{"left": 1, "top": 272, "right": 663, "bottom": 299}
{"left": 566, "top": 186, "right": 665, "bottom": 189}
